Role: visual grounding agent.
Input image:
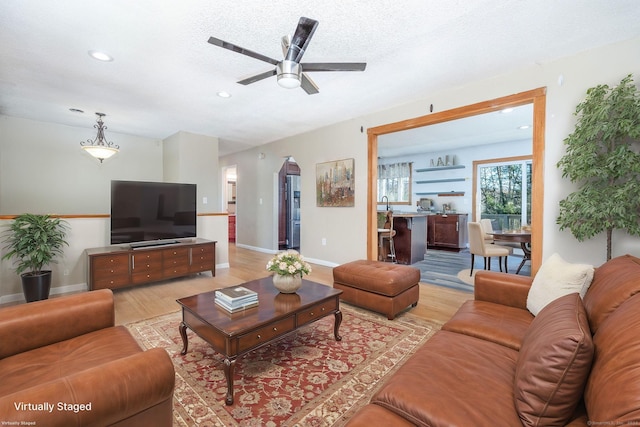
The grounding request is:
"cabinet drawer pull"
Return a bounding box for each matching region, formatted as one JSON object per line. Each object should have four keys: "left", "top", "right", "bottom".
{"left": 310, "top": 312, "right": 314, "bottom": 316}
{"left": 257, "top": 334, "right": 261, "bottom": 339}
{"left": 273, "top": 327, "right": 278, "bottom": 332}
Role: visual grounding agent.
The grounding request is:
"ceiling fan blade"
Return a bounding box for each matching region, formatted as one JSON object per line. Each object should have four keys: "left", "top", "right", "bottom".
{"left": 300, "top": 73, "right": 319, "bottom": 95}
{"left": 208, "top": 36, "right": 280, "bottom": 66}
{"left": 301, "top": 62, "right": 367, "bottom": 72}
{"left": 285, "top": 17, "right": 318, "bottom": 63}
{"left": 281, "top": 35, "right": 290, "bottom": 58}
{"left": 237, "top": 69, "right": 277, "bottom": 85}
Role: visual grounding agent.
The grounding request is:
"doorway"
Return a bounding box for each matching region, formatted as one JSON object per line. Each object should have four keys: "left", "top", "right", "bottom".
{"left": 278, "top": 158, "right": 301, "bottom": 250}
{"left": 222, "top": 165, "right": 237, "bottom": 242}
{"left": 367, "top": 88, "right": 546, "bottom": 274}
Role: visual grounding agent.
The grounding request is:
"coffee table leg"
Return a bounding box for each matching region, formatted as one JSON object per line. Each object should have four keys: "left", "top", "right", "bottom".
{"left": 179, "top": 321, "right": 189, "bottom": 355}
{"left": 334, "top": 310, "right": 342, "bottom": 341}
{"left": 223, "top": 357, "right": 237, "bottom": 405}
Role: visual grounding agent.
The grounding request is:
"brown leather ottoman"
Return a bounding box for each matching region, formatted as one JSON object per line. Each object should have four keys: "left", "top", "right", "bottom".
{"left": 333, "top": 260, "right": 420, "bottom": 319}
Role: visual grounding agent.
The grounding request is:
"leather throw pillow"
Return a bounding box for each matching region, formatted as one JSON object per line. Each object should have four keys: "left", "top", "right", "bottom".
{"left": 514, "top": 293, "right": 594, "bottom": 426}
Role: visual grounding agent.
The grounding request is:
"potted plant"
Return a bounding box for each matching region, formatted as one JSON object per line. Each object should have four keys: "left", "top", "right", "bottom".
{"left": 266, "top": 250, "right": 312, "bottom": 293}
{"left": 556, "top": 74, "right": 640, "bottom": 260}
{"left": 1, "top": 214, "right": 69, "bottom": 302}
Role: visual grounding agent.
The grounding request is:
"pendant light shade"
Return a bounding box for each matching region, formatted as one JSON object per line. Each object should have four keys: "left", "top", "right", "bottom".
{"left": 80, "top": 113, "right": 119, "bottom": 163}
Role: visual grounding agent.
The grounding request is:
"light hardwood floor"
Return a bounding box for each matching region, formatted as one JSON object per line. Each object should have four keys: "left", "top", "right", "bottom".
{"left": 113, "top": 244, "right": 472, "bottom": 325}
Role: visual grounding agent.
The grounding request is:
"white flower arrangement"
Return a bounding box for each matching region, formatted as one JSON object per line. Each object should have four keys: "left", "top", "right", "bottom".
{"left": 266, "top": 250, "right": 312, "bottom": 277}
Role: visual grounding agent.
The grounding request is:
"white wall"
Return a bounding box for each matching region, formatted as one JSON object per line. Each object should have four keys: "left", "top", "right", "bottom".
{"left": 0, "top": 116, "right": 163, "bottom": 214}
{"left": 0, "top": 118, "right": 229, "bottom": 302}
{"left": 0, "top": 215, "right": 228, "bottom": 303}
{"left": 220, "top": 36, "right": 640, "bottom": 267}
{"left": 378, "top": 139, "right": 531, "bottom": 213}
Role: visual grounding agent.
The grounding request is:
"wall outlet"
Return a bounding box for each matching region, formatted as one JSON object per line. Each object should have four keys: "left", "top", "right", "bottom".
{"left": 202, "top": 196, "right": 208, "bottom": 204}
{"left": 321, "top": 238, "right": 327, "bottom": 246}
{"left": 63, "top": 269, "right": 69, "bottom": 276}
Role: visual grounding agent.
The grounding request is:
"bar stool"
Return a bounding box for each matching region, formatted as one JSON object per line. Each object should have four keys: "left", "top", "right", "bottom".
{"left": 377, "top": 211, "right": 396, "bottom": 263}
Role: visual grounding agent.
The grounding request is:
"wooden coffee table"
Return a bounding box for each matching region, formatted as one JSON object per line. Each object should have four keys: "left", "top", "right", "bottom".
{"left": 176, "top": 277, "right": 343, "bottom": 405}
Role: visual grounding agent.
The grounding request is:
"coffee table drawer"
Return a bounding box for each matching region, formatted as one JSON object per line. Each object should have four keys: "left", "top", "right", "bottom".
{"left": 297, "top": 298, "right": 338, "bottom": 326}
{"left": 237, "top": 316, "right": 295, "bottom": 353}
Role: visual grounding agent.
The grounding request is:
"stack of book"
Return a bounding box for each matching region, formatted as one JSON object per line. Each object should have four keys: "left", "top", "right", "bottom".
{"left": 214, "top": 286, "right": 259, "bottom": 313}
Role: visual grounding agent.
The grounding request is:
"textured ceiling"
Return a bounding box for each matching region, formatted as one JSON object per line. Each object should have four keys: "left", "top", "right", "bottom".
{"left": 1, "top": 0, "right": 639, "bottom": 156}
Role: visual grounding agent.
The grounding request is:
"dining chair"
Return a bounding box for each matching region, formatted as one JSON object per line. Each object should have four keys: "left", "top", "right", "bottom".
{"left": 377, "top": 211, "right": 396, "bottom": 263}
{"left": 468, "top": 222, "right": 509, "bottom": 276}
{"left": 480, "top": 218, "right": 519, "bottom": 250}
{"left": 480, "top": 218, "right": 495, "bottom": 243}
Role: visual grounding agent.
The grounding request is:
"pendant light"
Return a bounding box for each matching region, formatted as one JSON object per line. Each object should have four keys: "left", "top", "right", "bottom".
{"left": 80, "top": 113, "right": 119, "bottom": 163}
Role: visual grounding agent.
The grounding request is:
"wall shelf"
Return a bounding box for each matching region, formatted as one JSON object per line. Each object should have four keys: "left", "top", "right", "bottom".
{"left": 415, "top": 165, "right": 466, "bottom": 173}
{"left": 416, "top": 178, "right": 466, "bottom": 184}
{"left": 416, "top": 191, "right": 465, "bottom": 197}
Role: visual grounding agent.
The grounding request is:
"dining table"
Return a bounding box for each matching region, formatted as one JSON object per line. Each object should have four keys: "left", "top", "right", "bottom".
{"left": 489, "top": 230, "right": 531, "bottom": 274}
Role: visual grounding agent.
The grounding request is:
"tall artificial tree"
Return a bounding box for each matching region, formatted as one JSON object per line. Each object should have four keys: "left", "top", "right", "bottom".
{"left": 557, "top": 74, "right": 640, "bottom": 260}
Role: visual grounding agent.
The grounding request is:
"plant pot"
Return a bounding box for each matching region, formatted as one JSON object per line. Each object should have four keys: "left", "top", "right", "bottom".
{"left": 21, "top": 270, "right": 52, "bottom": 302}
{"left": 272, "top": 274, "right": 302, "bottom": 294}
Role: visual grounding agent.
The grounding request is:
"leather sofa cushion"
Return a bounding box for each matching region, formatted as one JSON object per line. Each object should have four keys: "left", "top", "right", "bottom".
{"left": 333, "top": 260, "right": 420, "bottom": 296}
{"left": 442, "top": 300, "right": 533, "bottom": 350}
{"left": 371, "top": 330, "right": 522, "bottom": 426}
{"left": 0, "top": 326, "right": 142, "bottom": 396}
{"left": 514, "top": 293, "right": 593, "bottom": 426}
{"left": 344, "top": 403, "right": 417, "bottom": 427}
{"left": 584, "top": 292, "right": 640, "bottom": 422}
{"left": 583, "top": 254, "right": 640, "bottom": 333}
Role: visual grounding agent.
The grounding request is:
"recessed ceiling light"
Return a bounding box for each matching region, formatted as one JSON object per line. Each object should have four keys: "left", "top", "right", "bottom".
{"left": 88, "top": 50, "right": 113, "bottom": 62}
{"left": 500, "top": 108, "right": 514, "bottom": 114}
{"left": 518, "top": 125, "right": 531, "bottom": 130}
{"left": 217, "top": 91, "right": 231, "bottom": 98}
{"left": 69, "top": 108, "right": 84, "bottom": 113}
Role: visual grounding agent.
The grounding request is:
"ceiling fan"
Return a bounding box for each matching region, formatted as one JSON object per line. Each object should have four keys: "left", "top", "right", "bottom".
{"left": 207, "top": 17, "right": 366, "bottom": 95}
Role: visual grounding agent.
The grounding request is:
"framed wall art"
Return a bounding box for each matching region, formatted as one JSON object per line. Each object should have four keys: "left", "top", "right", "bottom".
{"left": 316, "top": 158, "right": 355, "bottom": 207}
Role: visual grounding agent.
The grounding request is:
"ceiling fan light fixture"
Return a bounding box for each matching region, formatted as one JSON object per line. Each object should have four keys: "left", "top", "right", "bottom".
{"left": 277, "top": 60, "right": 301, "bottom": 89}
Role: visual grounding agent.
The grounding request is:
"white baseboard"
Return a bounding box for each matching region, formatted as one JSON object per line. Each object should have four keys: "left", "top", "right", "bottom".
{"left": 235, "top": 243, "right": 278, "bottom": 255}
{"left": 0, "top": 282, "right": 88, "bottom": 305}
{"left": 216, "top": 262, "right": 230, "bottom": 270}
{"left": 305, "top": 257, "right": 339, "bottom": 268}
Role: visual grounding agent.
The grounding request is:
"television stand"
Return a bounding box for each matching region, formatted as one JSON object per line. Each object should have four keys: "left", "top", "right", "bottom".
{"left": 86, "top": 238, "right": 216, "bottom": 291}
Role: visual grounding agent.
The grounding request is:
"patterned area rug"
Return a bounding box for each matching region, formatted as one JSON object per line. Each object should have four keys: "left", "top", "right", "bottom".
{"left": 126, "top": 304, "right": 440, "bottom": 426}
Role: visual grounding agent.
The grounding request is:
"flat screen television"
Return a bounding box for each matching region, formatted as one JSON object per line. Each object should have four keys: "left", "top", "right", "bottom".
{"left": 110, "top": 180, "right": 197, "bottom": 246}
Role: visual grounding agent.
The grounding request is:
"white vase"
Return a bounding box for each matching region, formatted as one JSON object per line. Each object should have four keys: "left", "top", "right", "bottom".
{"left": 272, "top": 274, "right": 302, "bottom": 293}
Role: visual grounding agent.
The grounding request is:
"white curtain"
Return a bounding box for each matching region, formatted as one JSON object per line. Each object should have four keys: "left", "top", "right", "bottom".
{"left": 377, "top": 162, "right": 412, "bottom": 203}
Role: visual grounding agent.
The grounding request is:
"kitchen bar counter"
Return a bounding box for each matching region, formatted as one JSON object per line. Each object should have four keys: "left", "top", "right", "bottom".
{"left": 392, "top": 214, "right": 427, "bottom": 265}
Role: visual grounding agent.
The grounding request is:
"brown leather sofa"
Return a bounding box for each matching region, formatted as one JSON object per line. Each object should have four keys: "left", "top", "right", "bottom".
{"left": 0, "top": 289, "right": 175, "bottom": 426}
{"left": 345, "top": 254, "right": 640, "bottom": 426}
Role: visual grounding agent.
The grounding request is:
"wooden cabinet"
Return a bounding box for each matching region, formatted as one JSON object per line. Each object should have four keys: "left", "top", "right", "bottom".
{"left": 190, "top": 244, "right": 215, "bottom": 273}
{"left": 427, "top": 214, "right": 468, "bottom": 251}
{"left": 87, "top": 239, "right": 216, "bottom": 290}
{"left": 131, "top": 250, "right": 163, "bottom": 284}
{"left": 90, "top": 253, "right": 130, "bottom": 290}
{"left": 228, "top": 215, "right": 236, "bottom": 242}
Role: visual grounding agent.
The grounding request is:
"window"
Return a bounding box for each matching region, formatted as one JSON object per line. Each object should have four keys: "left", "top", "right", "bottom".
{"left": 476, "top": 158, "right": 532, "bottom": 230}
{"left": 377, "top": 162, "right": 412, "bottom": 204}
